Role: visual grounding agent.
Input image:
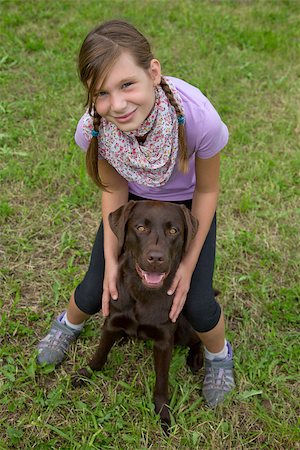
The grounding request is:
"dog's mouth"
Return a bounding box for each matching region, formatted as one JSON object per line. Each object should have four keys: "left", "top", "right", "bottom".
{"left": 135, "top": 263, "right": 168, "bottom": 289}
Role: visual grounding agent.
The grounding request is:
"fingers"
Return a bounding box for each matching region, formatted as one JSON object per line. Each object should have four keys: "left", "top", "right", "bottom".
{"left": 169, "top": 291, "right": 187, "bottom": 323}
{"left": 110, "top": 284, "right": 118, "bottom": 301}
{"left": 167, "top": 274, "right": 179, "bottom": 296}
{"left": 102, "top": 289, "right": 110, "bottom": 317}
{"left": 102, "top": 282, "right": 118, "bottom": 317}
{"left": 168, "top": 270, "right": 190, "bottom": 323}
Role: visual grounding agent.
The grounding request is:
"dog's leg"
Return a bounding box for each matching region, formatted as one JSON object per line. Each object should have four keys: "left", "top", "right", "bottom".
{"left": 186, "top": 337, "right": 203, "bottom": 373}
{"left": 184, "top": 330, "right": 203, "bottom": 373}
{"left": 153, "top": 342, "right": 173, "bottom": 432}
{"left": 72, "top": 329, "right": 123, "bottom": 387}
{"left": 175, "top": 317, "right": 203, "bottom": 373}
{"left": 89, "top": 329, "right": 124, "bottom": 370}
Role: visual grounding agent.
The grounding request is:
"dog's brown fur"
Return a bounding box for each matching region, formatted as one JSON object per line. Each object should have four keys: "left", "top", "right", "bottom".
{"left": 72, "top": 200, "right": 203, "bottom": 430}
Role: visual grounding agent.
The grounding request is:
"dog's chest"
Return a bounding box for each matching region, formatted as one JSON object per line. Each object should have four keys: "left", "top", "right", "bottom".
{"left": 108, "top": 302, "right": 170, "bottom": 342}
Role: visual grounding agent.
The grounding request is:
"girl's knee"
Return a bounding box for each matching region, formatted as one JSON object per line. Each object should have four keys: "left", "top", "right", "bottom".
{"left": 74, "top": 275, "right": 103, "bottom": 315}
{"left": 183, "top": 295, "right": 221, "bottom": 333}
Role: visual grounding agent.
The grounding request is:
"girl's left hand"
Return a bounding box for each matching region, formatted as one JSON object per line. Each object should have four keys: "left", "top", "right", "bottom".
{"left": 167, "top": 262, "right": 193, "bottom": 322}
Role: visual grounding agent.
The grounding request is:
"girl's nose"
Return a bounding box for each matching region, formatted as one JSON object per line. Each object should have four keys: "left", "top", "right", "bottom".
{"left": 110, "top": 93, "right": 126, "bottom": 113}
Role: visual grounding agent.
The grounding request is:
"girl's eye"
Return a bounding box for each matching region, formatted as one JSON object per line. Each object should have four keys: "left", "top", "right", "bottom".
{"left": 169, "top": 227, "right": 178, "bottom": 235}
{"left": 122, "top": 82, "right": 133, "bottom": 89}
{"left": 97, "top": 91, "right": 107, "bottom": 97}
{"left": 137, "top": 225, "right": 146, "bottom": 232}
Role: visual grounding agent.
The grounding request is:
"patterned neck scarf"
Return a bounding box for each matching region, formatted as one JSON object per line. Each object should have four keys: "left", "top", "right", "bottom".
{"left": 83, "top": 78, "right": 184, "bottom": 187}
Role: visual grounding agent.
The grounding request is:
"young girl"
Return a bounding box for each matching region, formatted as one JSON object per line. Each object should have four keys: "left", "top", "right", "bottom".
{"left": 38, "top": 19, "right": 235, "bottom": 407}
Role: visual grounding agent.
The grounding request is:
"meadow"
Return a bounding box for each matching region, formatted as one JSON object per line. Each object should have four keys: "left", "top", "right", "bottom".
{"left": 1, "top": 0, "right": 299, "bottom": 448}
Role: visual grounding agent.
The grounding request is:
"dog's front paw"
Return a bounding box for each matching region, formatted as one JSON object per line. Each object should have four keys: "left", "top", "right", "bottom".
{"left": 155, "top": 400, "right": 171, "bottom": 434}
{"left": 160, "top": 413, "right": 171, "bottom": 435}
{"left": 186, "top": 345, "right": 203, "bottom": 373}
{"left": 71, "top": 368, "right": 92, "bottom": 388}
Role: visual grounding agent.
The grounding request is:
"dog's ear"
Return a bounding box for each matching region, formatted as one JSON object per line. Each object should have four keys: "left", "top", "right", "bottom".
{"left": 108, "top": 200, "right": 136, "bottom": 255}
{"left": 180, "top": 205, "right": 199, "bottom": 253}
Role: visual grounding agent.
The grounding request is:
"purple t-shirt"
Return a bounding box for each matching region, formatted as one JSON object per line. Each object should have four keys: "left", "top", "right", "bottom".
{"left": 75, "top": 76, "right": 228, "bottom": 201}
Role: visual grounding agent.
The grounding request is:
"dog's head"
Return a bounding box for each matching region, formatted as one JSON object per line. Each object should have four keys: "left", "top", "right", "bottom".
{"left": 109, "top": 200, "right": 198, "bottom": 290}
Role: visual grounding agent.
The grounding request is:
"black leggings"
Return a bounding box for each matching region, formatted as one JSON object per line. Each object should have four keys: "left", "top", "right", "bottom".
{"left": 74, "top": 194, "right": 221, "bottom": 332}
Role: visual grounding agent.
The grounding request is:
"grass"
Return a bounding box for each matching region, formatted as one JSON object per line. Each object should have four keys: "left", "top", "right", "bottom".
{"left": 1, "top": 0, "right": 299, "bottom": 448}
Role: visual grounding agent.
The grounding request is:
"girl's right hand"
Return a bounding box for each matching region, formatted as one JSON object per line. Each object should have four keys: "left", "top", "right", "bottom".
{"left": 102, "top": 260, "right": 119, "bottom": 317}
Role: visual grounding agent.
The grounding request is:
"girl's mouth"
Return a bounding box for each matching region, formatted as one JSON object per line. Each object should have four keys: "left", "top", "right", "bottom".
{"left": 115, "top": 109, "right": 137, "bottom": 123}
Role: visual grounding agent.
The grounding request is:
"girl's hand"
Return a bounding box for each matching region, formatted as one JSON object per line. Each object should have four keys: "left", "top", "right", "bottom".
{"left": 102, "top": 260, "right": 119, "bottom": 317}
{"left": 167, "top": 262, "right": 193, "bottom": 323}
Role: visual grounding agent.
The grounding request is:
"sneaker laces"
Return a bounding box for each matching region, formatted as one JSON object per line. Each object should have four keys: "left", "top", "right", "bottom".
{"left": 204, "top": 363, "right": 234, "bottom": 391}
{"left": 39, "top": 328, "right": 75, "bottom": 352}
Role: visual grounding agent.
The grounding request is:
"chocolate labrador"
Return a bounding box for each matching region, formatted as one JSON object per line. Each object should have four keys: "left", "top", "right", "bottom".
{"left": 73, "top": 200, "right": 203, "bottom": 430}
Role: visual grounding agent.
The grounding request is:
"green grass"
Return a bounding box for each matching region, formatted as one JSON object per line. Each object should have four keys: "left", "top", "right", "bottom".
{"left": 1, "top": 0, "right": 299, "bottom": 448}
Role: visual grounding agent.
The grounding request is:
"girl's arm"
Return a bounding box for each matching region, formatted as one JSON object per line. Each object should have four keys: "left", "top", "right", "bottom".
{"left": 98, "top": 159, "right": 129, "bottom": 317}
{"left": 168, "top": 153, "right": 220, "bottom": 322}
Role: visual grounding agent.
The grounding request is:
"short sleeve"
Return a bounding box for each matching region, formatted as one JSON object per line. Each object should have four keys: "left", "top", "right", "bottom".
{"left": 74, "top": 111, "right": 93, "bottom": 152}
{"left": 195, "top": 100, "right": 229, "bottom": 159}
{"left": 167, "top": 77, "right": 229, "bottom": 160}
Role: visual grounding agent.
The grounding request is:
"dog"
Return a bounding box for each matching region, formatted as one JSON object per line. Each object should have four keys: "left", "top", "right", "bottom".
{"left": 72, "top": 200, "right": 204, "bottom": 430}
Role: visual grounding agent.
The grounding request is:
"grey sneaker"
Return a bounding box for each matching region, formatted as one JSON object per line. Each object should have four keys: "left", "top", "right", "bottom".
{"left": 37, "top": 313, "right": 81, "bottom": 366}
{"left": 202, "top": 342, "right": 235, "bottom": 407}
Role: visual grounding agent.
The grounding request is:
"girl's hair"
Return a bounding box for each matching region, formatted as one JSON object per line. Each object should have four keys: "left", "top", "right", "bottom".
{"left": 78, "top": 19, "right": 188, "bottom": 190}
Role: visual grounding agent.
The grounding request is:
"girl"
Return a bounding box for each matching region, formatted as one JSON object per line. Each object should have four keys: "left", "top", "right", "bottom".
{"left": 37, "top": 20, "right": 235, "bottom": 407}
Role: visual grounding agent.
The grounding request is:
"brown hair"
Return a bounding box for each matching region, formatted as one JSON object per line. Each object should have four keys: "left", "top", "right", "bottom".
{"left": 78, "top": 19, "right": 188, "bottom": 190}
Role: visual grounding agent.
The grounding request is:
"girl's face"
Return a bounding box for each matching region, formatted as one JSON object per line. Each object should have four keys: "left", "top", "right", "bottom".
{"left": 93, "top": 51, "right": 161, "bottom": 132}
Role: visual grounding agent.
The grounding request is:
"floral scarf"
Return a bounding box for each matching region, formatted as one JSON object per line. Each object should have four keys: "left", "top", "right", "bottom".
{"left": 82, "top": 77, "right": 184, "bottom": 187}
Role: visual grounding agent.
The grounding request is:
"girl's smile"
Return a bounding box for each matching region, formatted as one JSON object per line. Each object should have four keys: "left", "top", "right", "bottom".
{"left": 114, "top": 108, "right": 137, "bottom": 123}
{"left": 94, "top": 51, "right": 161, "bottom": 132}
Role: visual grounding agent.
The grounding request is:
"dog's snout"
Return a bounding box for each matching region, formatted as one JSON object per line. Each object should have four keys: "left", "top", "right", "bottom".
{"left": 146, "top": 250, "right": 165, "bottom": 265}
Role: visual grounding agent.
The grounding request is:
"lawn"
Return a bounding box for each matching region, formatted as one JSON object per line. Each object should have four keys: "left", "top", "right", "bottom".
{"left": 1, "top": 0, "right": 299, "bottom": 448}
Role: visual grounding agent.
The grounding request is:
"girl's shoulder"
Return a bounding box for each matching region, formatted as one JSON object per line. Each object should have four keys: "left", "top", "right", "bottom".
{"left": 165, "top": 76, "right": 221, "bottom": 128}
{"left": 166, "top": 76, "right": 228, "bottom": 157}
{"left": 165, "top": 76, "right": 209, "bottom": 109}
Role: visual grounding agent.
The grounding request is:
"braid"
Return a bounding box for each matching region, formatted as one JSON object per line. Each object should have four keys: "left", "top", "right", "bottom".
{"left": 86, "top": 111, "right": 108, "bottom": 190}
{"left": 160, "top": 77, "right": 189, "bottom": 173}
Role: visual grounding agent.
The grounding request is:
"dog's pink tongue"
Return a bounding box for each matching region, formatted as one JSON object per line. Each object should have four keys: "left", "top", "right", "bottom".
{"left": 144, "top": 272, "right": 165, "bottom": 284}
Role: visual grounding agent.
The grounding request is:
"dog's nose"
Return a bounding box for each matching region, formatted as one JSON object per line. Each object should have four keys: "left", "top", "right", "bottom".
{"left": 146, "top": 250, "right": 165, "bottom": 265}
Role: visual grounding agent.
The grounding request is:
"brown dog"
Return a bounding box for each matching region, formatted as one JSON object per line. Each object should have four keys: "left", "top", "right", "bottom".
{"left": 73, "top": 200, "right": 203, "bottom": 430}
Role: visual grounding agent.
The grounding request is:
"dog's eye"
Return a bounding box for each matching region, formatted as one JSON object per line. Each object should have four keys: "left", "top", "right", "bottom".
{"left": 136, "top": 225, "right": 146, "bottom": 232}
{"left": 169, "top": 227, "right": 178, "bottom": 235}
